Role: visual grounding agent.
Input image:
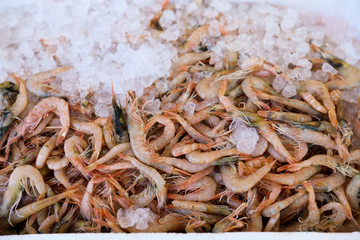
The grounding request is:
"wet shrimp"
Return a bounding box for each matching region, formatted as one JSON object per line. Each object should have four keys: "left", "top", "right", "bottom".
{"left": 319, "top": 202, "right": 347, "bottom": 231}
{"left": 144, "top": 115, "right": 175, "bottom": 152}
{"left": 64, "top": 135, "right": 89, "bottom": 176}
{"left": 346, "top": 175, "right": 360, "bottom": 211}
{"left": 71, "top": 119, "right": 103, "bottom": 163}
{"left": 94, "top": 117, "right": 117, "bottom": 149}
{"left": 172, "top": 200, "right": 232, "bottom": 215}
{"left": 35, "top": 133, "right": 58, "bottom": 169}
{"left": 220, "top": 161, "right": 275, "bottom": 193}
{"left": 263, "top": 166, "right": 321, "bottom": 185}
{"left": 262, "top": 191, "right": 306, "bottom": 218}
{"left": 168, "top": 176, "right": 216, "bottom": 202}
{"left": 0, "top": 165, "right": 46, "bottom": 217}
{"left": 298, "top": 182, "right": 320, "bottom": 231}
{"left": 26, "top": 67, "right": 72, "bottom": 97}
{"left": 185, "top": 148, "right": 244, "bottom": 165}
{"left": 11, "top": 97, "right": 70, "bottom": 146}
{"left": 242, "top": 77, "right": 279, "bottom": 109}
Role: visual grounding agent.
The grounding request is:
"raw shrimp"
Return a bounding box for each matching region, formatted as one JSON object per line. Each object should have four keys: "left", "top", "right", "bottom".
{"left": 168, "top": 176, "right": 216, "bottom": 202}
{"left": 212, "top": 203, "right": 248, "bottom": 233}
{"left": 38, "top": 198, "right": 69, "bottom": 233}
{"left": 250, "top": 135, "right": 268, "bottom": 157}
{"left": 333, "top": 186, "right": 359, "bottom": 229}
{"left": 254, "top": 89, "right": 322, "bottom": 117}
{"left": 305, "top": 172, "right": 346, "bottom": 192}
{"left": 262, "top": 191, "right": 306, "bottom": 217}
{"left": 257, "top": 110, "right": 313, "bottom": 123}
{"left": 297, "top": 80, "right": 338, "bottom": 128}
{"left": 119, "top": 154, "right": 167, "bottom": 209}
{"left": 278, "top": 154, "right": 359, "bottom": 177}
{"left": 280, "top": 193, "right": 308, "bottom": 222}
{"left": 264, "top": 212, "right": 280, "bottom": 232}
{"left": 24, "top": 113, "right": 55, "bottom": 139}
{"left": 172, "top": 200, "right": 232, "bottom": 215}
{"left": 12, "top": 97, "right": 70, "bottom": 146}
{"left": 26, "top": 67, "right": 72, "bottom": 97}
{"left": 144, "top": 115, "right": 175, "bottom": 152}
{"left": 71, "top": 119, "right": 103, "bottom": 163}
{"left": 298, "top": 182, "right": 320, "bottom": 231}
{"left": 241, "top": 77, "right": 279, "bottom": 109}
{"left": 177, "top": 166, "right": 214, "bottom": 192}
{"left": 346, "top": 175, "right": 360, "bottom": 211}
{"left": 174, "top": 51, "right": 210, "bottom": 68}
{"left": 220, "top": 161, "right": 275, "bottom": 193}
{"left": 81, "top": 178, "right": 95, "bottom": 220}
{"left": 183, "top": 24, "right": 209, "bottom": 53}
{"left": 0, "top": 165, "right": 46, "bottom": 217}
{"left": 130, "top": 184, "right": 156, "bottom": 207}
{"left": 35, "top": 133, "right": 58, "bottom": 169}
{"left": 319, "top": 202, "right": 347, "bottom": 231}
{"left": 195, "top": 70, "right": 232, "bottom": 99}
{"left": 171, "top": 141, "right": 214, "bottom": 157}
{"left": 161, "top": 157, "right": 210, "bottom": 173}
{"left": 46, "top": 157, "right": 69, "bottom": 170}
{"left": 263, "top": 166, "right": 321, "bottom": 185}
{"left": 274, "top": 123, "right": 338, "bottom": 150}
{"left": 219, "top": 110, "right": 295, "bottom": 163}
{"left": 94, "top": 117, "right": 117, "bottom": 149}
{"left": 310, "top": 44, "right": 360, "bottom": 91}
{"left": 54, "top": 169, "right": 72, "bottom": 189}
{"left": 224, "top": 50, "right": 239, "bottom": 70}
{"left": 64, "top": 135, "right": 89, "bottom": 176}
{"left": 255, "top": 182, "right": 282, "bottom": 213}
{"left": 185, "top": 148, "right": 244, "bottom": 165}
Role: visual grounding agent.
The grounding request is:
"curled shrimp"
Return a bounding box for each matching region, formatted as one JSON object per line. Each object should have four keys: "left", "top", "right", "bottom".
{"left": 212, "top": 203, "right": 248, "bottom": 233}
{"left": 12, "top": 97, "right": 70, "bottom": 146}
{"left": 255, "top": 182, "right": 282, "bottom": 213}
{"left": 220, "top": 161, "right": 275, "bottom": 193}
{"left": 94, "top": 117, "right": 117, "bottom": 149}
{"left": 26, "top": 67, "right": 72, "bottom": 97}
{"left": 242, "top": 77, "right": 279, "bottom": 109}
{"left": 195, "top": 70, "right": 232, "bottom": 99}
{"left": 298, "top": 80, "right": 337, "bottom": 128}
{"left": 64, "top": 135, "right": 89, "bottom": 176}
{"left": 46, "top": 157, "right": 69, "bottom": 171}
{"left": 71, "top": 119, "right": 103, "bottom": 163}
{"left": 144, "top": 115, "right": 175, "bottom": 152}
{"left": 298, "top": 182, "right": 320, "bottom": 231}
{"left": 0, "top": 165, "right": 46, "bottom": 217}
{"left": 183, "top": 24, "right": 209, "bottom": 53}
{"left": 346, "top": 175, "right": 360, "bottom": 211}
{"left": 130, "top": 184, "right": 156, "bottom": 207}
{"left": 319, "top": 202, "right": 347, "bottom": 231}
{"left": 119, "top": 153, "right": 167, "bottom": 209}
{"left": 168, "top": 176, "right": 216, "bottom": 202}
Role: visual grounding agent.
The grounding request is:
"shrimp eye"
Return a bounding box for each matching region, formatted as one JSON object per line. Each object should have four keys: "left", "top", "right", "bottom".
{"left": 328, "top": 59, "right": 343, "bottom": 69}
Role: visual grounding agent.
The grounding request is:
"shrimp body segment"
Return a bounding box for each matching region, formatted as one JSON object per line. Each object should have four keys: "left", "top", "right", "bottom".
{"left": 15, "top": 97, "right": 70, "bottom": 146}
{"left": 0, "top": 165, "right": 46, "bottom": 217}
{"left": 220, "top": 161, "right": 275, "bottom": 193}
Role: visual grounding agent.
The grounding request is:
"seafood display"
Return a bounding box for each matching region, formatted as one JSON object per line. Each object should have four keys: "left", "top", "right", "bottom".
{"left": 0, "top": 39, "right": 360, "bottom": 234}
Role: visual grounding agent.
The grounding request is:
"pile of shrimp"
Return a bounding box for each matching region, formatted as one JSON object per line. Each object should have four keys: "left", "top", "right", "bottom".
{"left": 1, "top": 37, "right": 360, "bottom": 234}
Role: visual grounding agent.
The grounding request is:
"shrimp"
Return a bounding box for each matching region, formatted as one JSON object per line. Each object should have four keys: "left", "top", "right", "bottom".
{"left": 220, "top": 161, "right": 275, "bottom": 193}
{"left": 310, "top": 43, "right": 360, "bottom": 91}
{"left": 255, "top": 182, "right": 282, "bottom": 213}
{"left": 224, "top": 50, "right": 239, "bottom": 70}
{"left": 263, "top": 166, "right": 321, "bottom": 185}
{"left": 274, "top": 123, "right": 338, "bottom": 150}
{"left": 195, "top": 70, "right": 232, "bottom": 99}
{"left": 161, "top": 157, "right": 209, "bottom": 173}
{"left": 298, "top": 182, "right": 320, "bottom": 231}
{"left": 11, "top": 97, "right": 70, "bottom": 146}
{"left": 119, "top": 153, "right": 167, "bottom": 209}
{"left": 81, "top": 178, "right": 95, "bottom": 220}
{"left": 319, "top": 202, "right": 347, "bottom": 231}
{"left": 183, "top": 24, "right": 209, "bottom": 53}
{"left": 94, "top": 117, "right": 117, "bottom": 149}
{"left": 54, "top": 169, "right": 72, "bottom": 189}
{"left": 0, "top": 75, "right": 28, "bottom": 139}
{"left": 242, "top": 77, "right": 279, "bottom": 109}
{"left": 171, "top": 141, "right": 215, "bottom": 157}
{"left": 172, "top": 200, "right": 232, "bottom": 215}
{"left": 262, "top": 191, "right": 306, "bottom": 217}
{"left": 38, "top": 198, "right": 69, "bottom": 233}
{"left": 64, "top": 135, "right": 89, "bottom": 176}
{"left": 257, "top": 110, "right": 313, "bottom": 123}
{"left": 26, "top": 67, "right": 71, "bottom": 97}
{"left": 24, "top": 113, "right": 55, "bottom": 139}
{"left": 0, "top": 165, "right": 46, "bottom": 217}
{"left": 144, "top": 115, "right": 175, "bottom": 152}
{"left": 278, "top": 155, "right": 359, "bottom": 177}
{"left": 212, "top": 203, "right": 248, "bottom": 233}
{"left": 219, "top": 110, "right": 295, "bottom": 163}
{"left": 130, "top": 184, "right": 156, "bottom": 207}
{"left": 71, "top": 119, "right": 103, "bottom": 163}
{"left": 297, "top": 80, "right": 338, "bottom": 128}
{"left": 174, "top": 51, "right": 210, "bottom": 68}
{"left": 168, "top": 72, "right": 187, "bottom": 91}
{"left": 280, "top": 193, "right": 308, "bottom": 222}
{"left": 177, "top": 166, "right": 214, "bottom": 192}
{"left": 168, "top": 176, "right": 216, "bottom": 202}
{"left": 163, "top": 111, "right": 213, "bottom": 144}
{"left": 254, "top": 89, "right": 322, "bottom": 117}
{"left": 346, "top": 175, "right": 360, "bottom": 211}
{"left": 185, "top": 148, "right": 244, "bottom": 165}
{"left": 304, "top": 172, "right": 346, "bottom": 192}
{"left": 35, "top": 133, "right": 58, "bottom": 169}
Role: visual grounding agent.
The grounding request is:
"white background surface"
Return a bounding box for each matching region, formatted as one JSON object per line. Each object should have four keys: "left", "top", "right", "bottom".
{"left": 0, "top": 0, "right": 359, "bottom": 239}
